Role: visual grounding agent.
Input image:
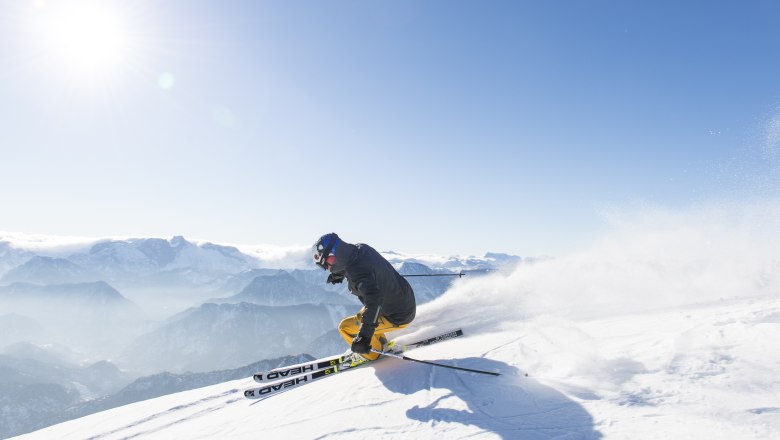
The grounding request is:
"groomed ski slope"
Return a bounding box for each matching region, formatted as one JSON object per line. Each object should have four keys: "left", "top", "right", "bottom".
{"left": 15, "top": 203, "right": 780, "bottom": 439}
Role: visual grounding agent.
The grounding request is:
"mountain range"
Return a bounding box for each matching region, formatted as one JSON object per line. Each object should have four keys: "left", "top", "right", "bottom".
{"left": 0, "top": 236, "right": 259, "bottom": 288}
{"left": 210, "top": 270, "right": 355, "bottom": 307}
{"left": 0, "top": 234, "right": 523, "bottom": 283}
{"left": 0, "top": 233, "right": 524, "bottom": 438}
{"left": 118, "top": 301, "right": 359, "bottom": 374}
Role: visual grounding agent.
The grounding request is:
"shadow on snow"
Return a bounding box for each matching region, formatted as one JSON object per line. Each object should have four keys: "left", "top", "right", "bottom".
{"left": 374, "top": 356, "right": 602, "bottom": 439}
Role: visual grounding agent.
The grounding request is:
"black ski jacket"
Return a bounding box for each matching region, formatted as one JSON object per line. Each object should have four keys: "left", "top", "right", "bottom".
{"left": 331, "top": 242, "right": 416, "bottom": 335}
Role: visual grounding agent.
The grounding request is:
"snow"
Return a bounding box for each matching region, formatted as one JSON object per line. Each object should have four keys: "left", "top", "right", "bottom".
{"left": 12, "top": 293, "right": 779, "bottom": 439}
{"left": 10, "top": 202, "right": 780, "bottom": 439}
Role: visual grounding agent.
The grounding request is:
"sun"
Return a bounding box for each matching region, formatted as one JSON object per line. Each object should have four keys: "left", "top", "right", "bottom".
{"left": 34, "top": 1, "right": 133, "bottom": 78}
{"left": 49, "top": 8, "right": 127, "bottom": 69}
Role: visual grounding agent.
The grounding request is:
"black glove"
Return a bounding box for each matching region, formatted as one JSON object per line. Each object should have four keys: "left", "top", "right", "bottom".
{"left": 351, "top": 335, "right": 372, "bottom": 354}
{"left": 327, "top": 273, "right": 344, "bottom": 284}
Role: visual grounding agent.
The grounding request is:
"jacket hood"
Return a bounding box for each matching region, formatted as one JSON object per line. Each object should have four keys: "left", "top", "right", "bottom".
{"left": 330, "top": 237, "right": 357, "bottom": 274}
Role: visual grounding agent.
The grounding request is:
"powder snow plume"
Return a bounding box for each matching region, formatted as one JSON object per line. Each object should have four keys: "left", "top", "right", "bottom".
{"left": 407, "top": 199, "right": 780, "bottom": 339}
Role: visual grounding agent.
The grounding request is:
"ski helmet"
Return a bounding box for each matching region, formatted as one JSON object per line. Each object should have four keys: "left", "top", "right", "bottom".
{"left": 312, "top": 233, "right": 339, "bottom": 270}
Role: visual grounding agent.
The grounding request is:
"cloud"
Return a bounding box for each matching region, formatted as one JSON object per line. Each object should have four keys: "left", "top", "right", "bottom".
{"left": 0, "top": 231, "right": 100, "bottom": 256}
{"left": 233, "top": 244, "right": 311, "bottom": 269}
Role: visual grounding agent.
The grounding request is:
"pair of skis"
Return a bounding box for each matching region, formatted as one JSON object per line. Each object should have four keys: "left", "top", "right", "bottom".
{"left": 244, "top": 329, "right": 465, "bottom": 399}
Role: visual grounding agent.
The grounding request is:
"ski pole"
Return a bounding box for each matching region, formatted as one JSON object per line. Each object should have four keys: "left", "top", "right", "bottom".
{"left": 371, "top": 349, "right": 500, "bottom": 376}
{"left": 402, "top": 272, "right": 465, "bottom": 278}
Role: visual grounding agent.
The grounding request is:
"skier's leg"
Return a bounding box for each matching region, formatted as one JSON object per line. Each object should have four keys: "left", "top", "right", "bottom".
{"left": 365, "top": 317, "right": 409, "bottom": 360}
{"left": 339, "top": 312, "right": 410, "bottom": 360}
{"left": 338, "top": 311, "right": 363, "bottom": 348}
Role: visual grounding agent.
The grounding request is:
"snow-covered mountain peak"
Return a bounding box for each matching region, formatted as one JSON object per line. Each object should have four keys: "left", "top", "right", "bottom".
{"left": 0, "top": 256, "right": 99, "bottom": 285}
{"left": 398, "top": 261, "right": 438, "bottom": 274}
{"left": 170, "top": 235, "right": 191, "bottom": 249}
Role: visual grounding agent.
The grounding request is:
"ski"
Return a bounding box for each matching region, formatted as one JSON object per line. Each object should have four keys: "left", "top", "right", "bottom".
{"left": 253, "top": 354, "right": 347, "bottom": 383}
{"left": 245, "top": 329, "right": 464, "bottom": 399}
{"left": 252, "top": 328, "right": 464, "bottom": 383}
{"left": 244, "top": 357, "right": 371, "bottom": 399}
{"left": 393, "top": 328, "right": 464, "bottom": 351}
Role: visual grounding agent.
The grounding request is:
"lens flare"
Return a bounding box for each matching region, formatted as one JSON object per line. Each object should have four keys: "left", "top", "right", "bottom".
{"left": 157, "top": 72, "right": 175, "bottom": 90}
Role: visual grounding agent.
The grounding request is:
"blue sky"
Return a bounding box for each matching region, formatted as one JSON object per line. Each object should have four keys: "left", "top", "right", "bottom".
{"left": 1, "top": 0, "right": 779, "bottom": 256}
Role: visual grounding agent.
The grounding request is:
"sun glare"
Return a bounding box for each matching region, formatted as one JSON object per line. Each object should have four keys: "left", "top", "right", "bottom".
{"left": 35, "top": 1, "right": 133, "bottom": 78}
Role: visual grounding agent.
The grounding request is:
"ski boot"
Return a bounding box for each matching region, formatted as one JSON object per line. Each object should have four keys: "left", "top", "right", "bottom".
{"left": 343, "top": 351, "right": 370, "bottom": 367}
{"left": 379, "top": 335, "right": 389, "bottom": 353}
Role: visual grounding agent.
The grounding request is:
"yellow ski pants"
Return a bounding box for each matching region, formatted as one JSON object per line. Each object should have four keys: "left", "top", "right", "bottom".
{"left": 338, "top": 310, "right": 409, "bottom": 361}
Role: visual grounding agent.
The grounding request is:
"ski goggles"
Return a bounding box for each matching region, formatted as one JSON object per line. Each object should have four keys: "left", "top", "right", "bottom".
{"left": 313, "top": 252, "right": 336, "bottom": 269}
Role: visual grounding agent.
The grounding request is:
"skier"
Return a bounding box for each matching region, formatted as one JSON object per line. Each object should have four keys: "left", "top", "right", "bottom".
{"left": 312, "top": 233, "right": 416, "bottom": 364}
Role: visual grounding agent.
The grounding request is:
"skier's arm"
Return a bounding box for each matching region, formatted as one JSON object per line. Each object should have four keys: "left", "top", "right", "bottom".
{"left": 353, "top": 272, "right": 383, "bottom": 339}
